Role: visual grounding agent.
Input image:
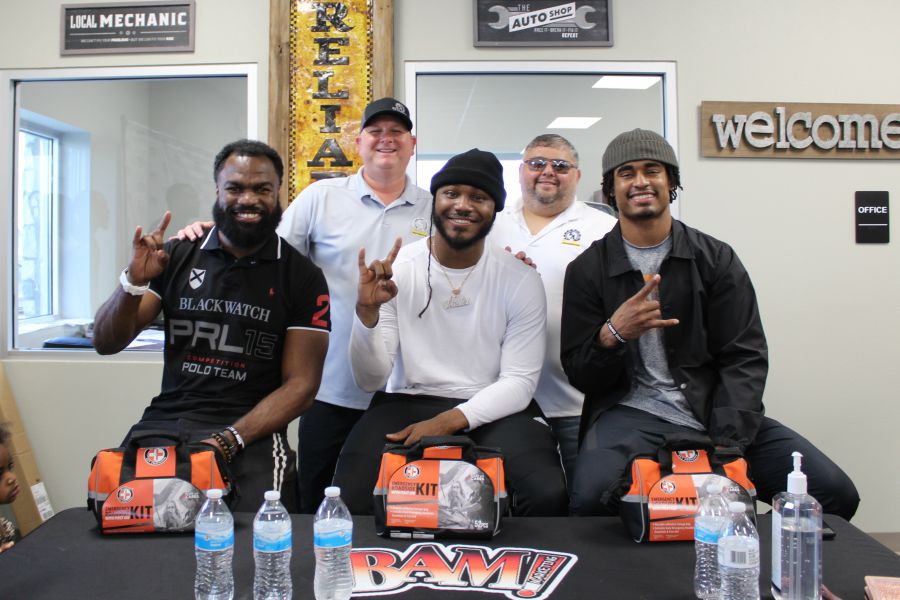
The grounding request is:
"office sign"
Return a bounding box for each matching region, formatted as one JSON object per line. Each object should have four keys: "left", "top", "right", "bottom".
{"left": 61, "top": 1, "right": 195, "bottom": 55}
{"left": 855, "top": 192, "right": 889, "bottom": 244}
{"left": 701, "top": 101, "right": 900, "bottom": 159}
{"left": 474, "top": 0, "right": 612, "bottom": 47}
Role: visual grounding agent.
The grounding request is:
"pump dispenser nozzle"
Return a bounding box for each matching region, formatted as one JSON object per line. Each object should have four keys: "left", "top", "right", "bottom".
{"left": 786, "top": 451, "right": 807, "bottom": 494}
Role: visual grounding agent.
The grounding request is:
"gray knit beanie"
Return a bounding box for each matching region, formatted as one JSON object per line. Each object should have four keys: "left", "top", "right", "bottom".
{"left": 430, "top": 148, "right": 507, "bottom": 211}
{"left": 601, "top": 128, "right": 678, "bottom": 175}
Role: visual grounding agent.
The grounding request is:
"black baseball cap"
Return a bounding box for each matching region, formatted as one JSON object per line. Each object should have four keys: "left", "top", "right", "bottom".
{"left": 361, "top": 97, "right": 413, "bottom": 131}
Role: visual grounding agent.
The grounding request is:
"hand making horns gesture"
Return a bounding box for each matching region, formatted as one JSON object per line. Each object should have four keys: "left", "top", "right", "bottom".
{"left": 603, "top": 274, "right": 679, "bottom": 345}
{"left": 126, "top": 211, "right": 172, "bottom": 286}
{"left": 355, "top": 237, "right": 402, "bottom": 327}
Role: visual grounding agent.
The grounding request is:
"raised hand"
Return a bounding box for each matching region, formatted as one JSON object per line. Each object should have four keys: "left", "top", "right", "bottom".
{"left": 126, "top": 211, "right": 172, "bottom": 286}
{"left": 602, "top": 274, "right": 679, "bottom": 346}
{"left": 355, "top": 237, "right": 402, "bottom": 327}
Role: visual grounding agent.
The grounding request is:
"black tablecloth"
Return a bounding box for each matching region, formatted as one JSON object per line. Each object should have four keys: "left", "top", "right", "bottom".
{"left": 0, "top": 508, "right": 898, "bottom": 599}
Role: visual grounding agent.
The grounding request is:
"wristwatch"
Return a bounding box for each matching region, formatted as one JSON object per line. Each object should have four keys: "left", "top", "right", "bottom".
{"left": 119, "top": 269, "right": 149, "bottom": 296}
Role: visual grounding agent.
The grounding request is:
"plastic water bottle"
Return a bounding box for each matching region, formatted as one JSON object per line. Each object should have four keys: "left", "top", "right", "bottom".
{"left": 314, "top": 486, "right": 354, "bottom": 600}
{"left": 253, "top": 490, "right": 292, "bottom": 600}
{"left": 771, "top": 452, "right": 823, "bottom": 600}
{"left": 718, "top": 501, "right": 760, "bottom": 600}
{"left": 194, "top": 489, "right": 234, "bottom": 600}
{"left": 694, "top": 479, "right": 730, "bottom": 599}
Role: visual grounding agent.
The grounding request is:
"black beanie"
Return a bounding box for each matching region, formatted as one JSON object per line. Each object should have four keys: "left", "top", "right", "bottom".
{"left": 429, "top": 148, "right": 506, "bottom": 212}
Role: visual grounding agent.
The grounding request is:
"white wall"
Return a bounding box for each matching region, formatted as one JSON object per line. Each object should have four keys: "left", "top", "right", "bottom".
{"left": 0, "top": 0, "right": 271, "bottom": 521}
{"left": 0, "top": 0, "right": 897, "bottom": 533}
{"left": 395, "top": 0, "right": 900, "bottom": 532}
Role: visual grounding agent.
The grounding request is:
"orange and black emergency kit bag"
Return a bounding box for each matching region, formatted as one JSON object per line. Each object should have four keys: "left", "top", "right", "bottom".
{"left": 620, "top": 433, "right": 756, "bottom": 543}
{"left": 87, "top": 430, "right": 234, "bottom": 533}
{"left": 374, "top": 436, "right": 507, "bottom": 539}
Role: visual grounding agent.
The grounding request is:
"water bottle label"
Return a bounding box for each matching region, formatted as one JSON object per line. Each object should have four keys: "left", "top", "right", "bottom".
{"left": 718, "top": 536, "right": 760, "bottom": 569}
{"left": 196, "top": 529, "right": 234, "bottom": 551}
{"left": 254, "top": 530, "right": 291, "bottom": 552}
{"left": 694, "top": 521, "right": 721, "bottom": 544}
{"left": 314, "top": 528, "right": 352, "bottom": 548}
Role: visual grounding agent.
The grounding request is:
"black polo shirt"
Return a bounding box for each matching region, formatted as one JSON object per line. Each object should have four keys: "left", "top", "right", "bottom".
{"left": 142, "top": 228, "right": 330, "bottom": 424}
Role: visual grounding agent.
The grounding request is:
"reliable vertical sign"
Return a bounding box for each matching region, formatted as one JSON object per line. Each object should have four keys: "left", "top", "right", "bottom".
{"left": 61, "top": 2, "right": 195, "bottom": 55}
{"left": 288, "top": 0, "right": 375, "bottom": 200}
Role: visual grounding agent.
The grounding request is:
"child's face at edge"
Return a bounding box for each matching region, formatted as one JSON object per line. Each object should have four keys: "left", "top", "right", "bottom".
{"left": 0, "top": 444, "right": 19, "bottom": 504}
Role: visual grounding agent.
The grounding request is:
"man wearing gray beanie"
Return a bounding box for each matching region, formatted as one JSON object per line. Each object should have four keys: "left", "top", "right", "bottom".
{"left": 561, "top": 129, "right": 859, "bottom": 519}
{"left": 334, "top": 148, "right": 569, "bottom": 517}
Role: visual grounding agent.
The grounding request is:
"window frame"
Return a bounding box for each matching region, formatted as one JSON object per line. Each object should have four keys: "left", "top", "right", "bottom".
{"left": 15, "top": 126, "right": 59, "bottom": 323}
{"left": 0, "top": 64, "right": 257, "bottom": 358}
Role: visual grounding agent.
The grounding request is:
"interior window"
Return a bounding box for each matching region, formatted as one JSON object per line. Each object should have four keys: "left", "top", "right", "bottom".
{"left": 405, "top": 62, "right": 677, "bottom": 214}
{"left": 6, "top": 67, "right": 254, "bottom": 351}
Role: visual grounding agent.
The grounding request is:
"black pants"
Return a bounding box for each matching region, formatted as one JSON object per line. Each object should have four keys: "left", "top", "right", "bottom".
{"left": 296, "top": 400, "right": 365, "bottom": 513}
{"left": 570, "top": 405, "right": 860, "bottom": 520}
{"left": 124, "top": 418, "right": 299, "bottom": 513}
{"left": 332, "top": 392, "right": 569, "bottom": 517}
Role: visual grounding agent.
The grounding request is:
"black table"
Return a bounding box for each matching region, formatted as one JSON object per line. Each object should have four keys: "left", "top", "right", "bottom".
{"left": 1, "top": 508, "right": 898, "bottom": 599}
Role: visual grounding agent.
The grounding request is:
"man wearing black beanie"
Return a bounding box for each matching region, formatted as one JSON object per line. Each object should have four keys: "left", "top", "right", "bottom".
{"left": 334, "top": 148, "right": 569, "bottom": 517}
{"left": 561, "top": 129, "right": 859, "bottom": 519}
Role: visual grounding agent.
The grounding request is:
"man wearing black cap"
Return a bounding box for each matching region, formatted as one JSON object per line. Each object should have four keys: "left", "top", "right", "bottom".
{"left": 561, "top": 129, "right": 859, "bottom": 518}
{"left": 276, "top": 98, "right": 432, "bottom": 512}
{"left": 333, "top": 148, "right": 569, "bottom": 517}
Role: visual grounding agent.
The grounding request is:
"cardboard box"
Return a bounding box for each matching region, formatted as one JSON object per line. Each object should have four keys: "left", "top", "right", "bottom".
{"left": 0, "top": 365, "right": 54, "bottom": 535}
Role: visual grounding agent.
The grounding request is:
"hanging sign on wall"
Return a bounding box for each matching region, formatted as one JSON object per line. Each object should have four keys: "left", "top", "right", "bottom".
{"left": 474, "top": 0, "right": 612, "bottom": 47}
{"left": 701, "top": 101, "right": 900, "bottom": 159}
{"left": 61, "top": 1, "right": 194, "bottom": 55}
{"left": 286, "top": 0, "right": 377, "bottom": 200}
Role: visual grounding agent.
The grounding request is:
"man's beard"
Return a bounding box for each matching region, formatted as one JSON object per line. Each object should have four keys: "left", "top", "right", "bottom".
{"left": 432, "top": 208, "right": 496, "bottom": 251}
{"left": 529, "top": 182, "right": 563, "bottom": 206}
{"left": 212, "top": 200, "right": 283, "bottom": 250}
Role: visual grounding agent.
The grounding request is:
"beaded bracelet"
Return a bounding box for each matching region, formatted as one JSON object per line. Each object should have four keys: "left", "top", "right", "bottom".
{"left": 210, "top": 431, "right": 234, "bottom": 463}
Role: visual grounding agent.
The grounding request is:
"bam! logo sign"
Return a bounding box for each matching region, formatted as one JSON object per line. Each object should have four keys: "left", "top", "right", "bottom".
{"left": 350, "top": 543, "right": 577, "bottom": 598}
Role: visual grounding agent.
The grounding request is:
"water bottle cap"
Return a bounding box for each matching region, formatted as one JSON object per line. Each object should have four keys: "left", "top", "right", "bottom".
{"left": 728, "top": 501, "right": 746, "bottom": 513}
{"left": 206, "top": 488, "right": 223, "bottom": 500}
{"left": 264, "top": 490, "right": 281, "bottom": 501}
{"left": 324, "top": 486, "right": 341, "bottom": 497}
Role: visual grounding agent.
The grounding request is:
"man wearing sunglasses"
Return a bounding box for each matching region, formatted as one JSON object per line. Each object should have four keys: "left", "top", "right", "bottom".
{"left": 560, "top": 128, "right": 859, "bottom": 519}
{"left": 492, "top": 134, "right": 617, "bottom": 486}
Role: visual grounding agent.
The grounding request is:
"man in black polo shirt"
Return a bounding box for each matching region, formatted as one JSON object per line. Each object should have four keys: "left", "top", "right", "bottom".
{"left": 93, "top": 139, "right": 330, "bottom": 512}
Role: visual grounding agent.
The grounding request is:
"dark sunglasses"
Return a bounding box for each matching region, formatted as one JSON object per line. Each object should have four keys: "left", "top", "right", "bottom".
{"left": 524, "top": 158, "right": 576, "bottom": 174}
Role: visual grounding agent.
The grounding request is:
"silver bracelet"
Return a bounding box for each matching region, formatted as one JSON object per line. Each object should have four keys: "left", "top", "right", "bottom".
{"left": 606, "top": 319, "right": 627, "bottom": 344}
{"left": 225, "top": 425, "right": 245, "bottom": 450}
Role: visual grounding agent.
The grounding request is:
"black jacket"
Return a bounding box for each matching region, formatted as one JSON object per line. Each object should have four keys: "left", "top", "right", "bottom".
{"left": 560, "top": 220, "right": 768, "bottom": 451}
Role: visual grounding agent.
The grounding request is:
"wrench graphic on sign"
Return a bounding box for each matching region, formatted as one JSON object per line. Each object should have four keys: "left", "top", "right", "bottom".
{"left": 488, "top": 4, "right": 596, "bottom": 29}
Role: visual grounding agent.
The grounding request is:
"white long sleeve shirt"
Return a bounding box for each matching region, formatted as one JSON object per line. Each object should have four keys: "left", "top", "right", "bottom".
{"left": 349, "top": 238, "right": 547, "bottom": 429}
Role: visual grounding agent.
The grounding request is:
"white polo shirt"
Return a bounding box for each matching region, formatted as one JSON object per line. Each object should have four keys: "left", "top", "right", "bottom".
{"left": 490, "top": 196, "right": 617, "bottom": 418}
{"left": 277, "top": 169, "right": 433, "bottom": 410}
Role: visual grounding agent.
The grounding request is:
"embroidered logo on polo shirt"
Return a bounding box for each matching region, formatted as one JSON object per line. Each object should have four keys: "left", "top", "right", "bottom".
{"left": 562, "top": 228, "right": 582, "bottom": 247}
{"left": 412, "top": 217, "right": 428, "bottom": 237}
{"left": 189, "top": 268, "right": 206, "bottom": 289}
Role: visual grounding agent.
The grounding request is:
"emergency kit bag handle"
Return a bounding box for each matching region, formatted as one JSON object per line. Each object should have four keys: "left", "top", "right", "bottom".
{"left": 399, "top": 436, "right": 482, "bottom": 464}
{"left": 119, "top": 429, "right": 195, "bottom": 483}
{"left": 656, "top": 431, "right": 716, "bottom": 475}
